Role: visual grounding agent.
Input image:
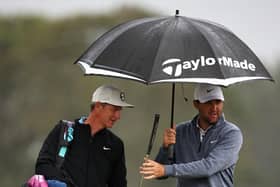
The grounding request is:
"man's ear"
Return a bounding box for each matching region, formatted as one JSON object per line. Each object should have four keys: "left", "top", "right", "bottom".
{"left": 193, "top": 100, "right": 199, "bottom": 109}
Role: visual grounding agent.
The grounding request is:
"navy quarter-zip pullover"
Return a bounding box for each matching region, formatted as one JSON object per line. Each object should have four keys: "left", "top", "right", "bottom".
{"left": 156, "top": 114, "right": 243, "bottom": 187}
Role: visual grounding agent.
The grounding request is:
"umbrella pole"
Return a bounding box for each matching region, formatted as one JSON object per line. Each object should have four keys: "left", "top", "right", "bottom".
{"left": 170, "top": 83, "right": 175, "bottom": 128}
{"left": 168, "top": 83, "right": 175, "bottom": 160}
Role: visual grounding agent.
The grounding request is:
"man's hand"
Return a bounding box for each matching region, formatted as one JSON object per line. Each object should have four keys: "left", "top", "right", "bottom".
{"left": 139, "top": 158, "right": 165, "bottom": 179}
{"left": 163, "top": 124, "right": 176, "bottom": 148}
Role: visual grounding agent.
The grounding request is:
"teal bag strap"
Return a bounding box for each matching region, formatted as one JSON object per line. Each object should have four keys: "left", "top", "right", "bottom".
{"left": 56, "top": 120, "right": 75, "bottom": 169}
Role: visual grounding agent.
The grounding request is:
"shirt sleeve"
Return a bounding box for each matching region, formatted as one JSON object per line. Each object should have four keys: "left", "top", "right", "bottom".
{"left": 164, "top": 129, "right": 243, "bottom": 178}
{"left": 155, "top": 146, "right": 173, "bottom": 165}
{"left": 35, "top": 123, "right": 65, "bottom": 180}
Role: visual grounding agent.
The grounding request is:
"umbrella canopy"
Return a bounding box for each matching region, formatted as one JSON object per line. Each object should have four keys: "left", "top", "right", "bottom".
{"left": 75, "top": 11, "right": 273, "bottom": 87}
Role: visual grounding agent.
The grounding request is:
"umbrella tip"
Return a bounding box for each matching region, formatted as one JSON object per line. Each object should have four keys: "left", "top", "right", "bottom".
{"left": 175, "top": 10, "right": 180, "bottom": 16}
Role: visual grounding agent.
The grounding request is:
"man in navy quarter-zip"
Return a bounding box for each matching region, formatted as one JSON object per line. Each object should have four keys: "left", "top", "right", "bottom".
{"left": 140, "top": 84, "right": 243, "bottom": 187}
{"left": 36, "top": 85, "right": 133, "bottom": 187}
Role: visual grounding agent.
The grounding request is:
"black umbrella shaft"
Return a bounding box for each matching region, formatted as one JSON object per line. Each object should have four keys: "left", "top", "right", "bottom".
{"left": 168, "top": 83, "right": 175, "bottom": 160}
{"left": 170, "top": 83, "right": 175, "bottom": 128}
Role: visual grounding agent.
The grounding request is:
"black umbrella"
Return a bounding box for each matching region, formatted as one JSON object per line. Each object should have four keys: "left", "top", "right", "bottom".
{"left": 76, "top": 10, "right": 272, "bottom": 84}
{"left": 74, "top": 10, "right": 273, "bottom": 156}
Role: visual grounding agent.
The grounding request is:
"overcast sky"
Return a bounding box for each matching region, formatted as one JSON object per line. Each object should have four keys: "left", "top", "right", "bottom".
{"left": 1, "top": 0, "right": 279, "bottom": 66}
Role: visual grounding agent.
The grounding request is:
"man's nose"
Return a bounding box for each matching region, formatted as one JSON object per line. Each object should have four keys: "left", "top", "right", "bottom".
{"left": 210, "top": 102, "right": 218, "bottom": 110}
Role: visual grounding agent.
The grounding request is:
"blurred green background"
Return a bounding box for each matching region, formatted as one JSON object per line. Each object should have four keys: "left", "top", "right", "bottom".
{"left": 0, "top": 7, "right": 279, "bottom": 187}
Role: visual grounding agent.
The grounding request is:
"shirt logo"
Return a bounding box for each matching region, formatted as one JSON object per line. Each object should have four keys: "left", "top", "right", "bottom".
{"left": 210, "top": 140, "right": 218, "bottom": 144}
{"left": 206, "top": 88, "right": 214, "bottom": 93}
{"left": 120, "top": 92, "right": 125, "bottom": 101}
{"left": 103, "top": 146, "right": 111, "bottom": 151}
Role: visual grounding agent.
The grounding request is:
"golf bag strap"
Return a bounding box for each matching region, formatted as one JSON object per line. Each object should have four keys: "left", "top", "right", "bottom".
{"left": 55, "top": 120, "right": 75, "bottom": 169}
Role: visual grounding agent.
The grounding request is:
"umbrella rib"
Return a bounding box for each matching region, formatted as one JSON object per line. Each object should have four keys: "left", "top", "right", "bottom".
{"left": 184, "top": 18, "right": 227, "bottom": 79}
{"left": 123, "top": 17, "right": 168, "bottom": 84}
{"left": 144, "top": 18, "right": 172, "bottom": 83}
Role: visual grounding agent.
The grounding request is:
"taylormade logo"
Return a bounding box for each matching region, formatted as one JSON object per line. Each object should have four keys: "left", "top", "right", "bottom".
{"left": 162, "top": 56, "right": 256, "bottom": 77}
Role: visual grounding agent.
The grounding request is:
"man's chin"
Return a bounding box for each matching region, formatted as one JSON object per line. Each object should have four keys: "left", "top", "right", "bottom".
{"left": 106, "top": 122, "right": 114, "bottom": 128}
{"left": 208, "top": 118, "right": 218, "bottom": 125}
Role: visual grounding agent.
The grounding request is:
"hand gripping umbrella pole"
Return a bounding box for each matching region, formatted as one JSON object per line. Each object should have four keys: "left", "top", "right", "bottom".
{"left": 139, "top": 114, "right": 160, "bottom": 187}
